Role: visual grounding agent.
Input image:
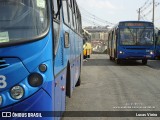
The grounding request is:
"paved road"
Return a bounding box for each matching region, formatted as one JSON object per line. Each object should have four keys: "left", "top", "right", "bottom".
{"left": 63, "top": 54, "right": 160, "bottom": 120}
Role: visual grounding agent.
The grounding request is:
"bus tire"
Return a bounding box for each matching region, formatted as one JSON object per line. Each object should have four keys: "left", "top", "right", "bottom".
{"left": 76, "top": 76, "right": 81, "bottom": 87}
{"left": 116, "top": 59, "right": 121, "bottom": 64}
{"left": 66, "top": 63, "right": 71, "bottom": 98}
{"left": 142, "top": 59, "right": 147, "bottom": 65}
{"left": 109, "top": 56, "right": 112, "bottom": 60}
{"left": 76, "top": 56, "right": 81, "bottom": 87}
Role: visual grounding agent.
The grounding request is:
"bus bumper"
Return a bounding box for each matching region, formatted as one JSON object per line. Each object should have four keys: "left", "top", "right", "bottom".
{"left": 117, "top": 54, "right": 155, "bottom": 60}
{"left": 0, "top": 89, "right": 54, "bottom": 120}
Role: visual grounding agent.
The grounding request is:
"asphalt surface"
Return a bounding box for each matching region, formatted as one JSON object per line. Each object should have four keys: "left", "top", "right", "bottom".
{"left": 62, "top": 54, "right": 160, "bottom": 120}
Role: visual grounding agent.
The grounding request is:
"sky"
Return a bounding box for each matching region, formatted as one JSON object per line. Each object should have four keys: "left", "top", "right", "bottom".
{"left": 76, "top": 0, "right": 160, "bottom": 28}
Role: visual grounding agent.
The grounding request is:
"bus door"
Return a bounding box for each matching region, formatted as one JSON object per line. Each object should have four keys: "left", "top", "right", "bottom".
{"left": 112, "top": 30, "right": 117, "bottom": 59}
{"left": 111, "top": 31, "right": 114, "bottom": 58}
{"left": 114, "top": 29, "right": 118, "bottom": 58}
{"left": 108, "top": 32, "right": 112, "bottom": 57}
{"left": 108, "top": 33, "right": 111, "bottom": 55}
{"left": 53, "top": 0, "right": 65, "bottom": 118}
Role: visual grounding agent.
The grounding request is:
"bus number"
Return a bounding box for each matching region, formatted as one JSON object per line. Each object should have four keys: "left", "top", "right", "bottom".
{"left": 0, "top": 75, "right": 7, "bottom": 89}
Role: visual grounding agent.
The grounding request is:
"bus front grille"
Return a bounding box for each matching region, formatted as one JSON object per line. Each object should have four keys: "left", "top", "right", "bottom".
{"left": 0, "top": 58, "right": 10, "bottom": 69}
{"left": 125, "top": 48, "right": 146, "bottom": 50}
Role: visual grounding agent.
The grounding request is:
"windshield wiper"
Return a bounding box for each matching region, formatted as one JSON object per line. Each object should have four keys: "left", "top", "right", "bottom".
{"left": 140, "top": 26, "right": 147, "bottom": 38}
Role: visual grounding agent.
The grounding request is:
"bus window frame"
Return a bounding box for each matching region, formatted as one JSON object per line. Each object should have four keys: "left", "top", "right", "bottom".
{"left": 62, "top": 0, "right": 70, "bottom": 25}
{"left": 52, "top": 0, "right": 61, "bottom": 55}
{"left": 62, "top": 0, "right": 82, "bottom": 36}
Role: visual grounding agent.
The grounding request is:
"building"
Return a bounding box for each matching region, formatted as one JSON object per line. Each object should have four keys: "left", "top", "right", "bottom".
{"left": 84, "top": 26, "right": 109, "bottom": 41}
{"left": 83, "top": 26, "right": 110, "bottom": 53}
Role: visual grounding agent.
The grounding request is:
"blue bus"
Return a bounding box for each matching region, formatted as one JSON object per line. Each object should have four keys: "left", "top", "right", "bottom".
{"left": 108, "top": 21, "right": 155, "bottom": 64}
{"left": 155, "top": 29, "right": 160, "bottom": 59}
{"left": 0, "top": 0, "right": 83, "bottom": 119}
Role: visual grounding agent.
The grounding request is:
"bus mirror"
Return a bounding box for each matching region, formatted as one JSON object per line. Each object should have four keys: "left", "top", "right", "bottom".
{"left": 116, "top": 29, "right": 118, "bottom": 35}
{"left": 53, "top": 0, "right": 62, "bottom": 19}
{"left": 156, "top": 36, "right": 158, "bottom": 40}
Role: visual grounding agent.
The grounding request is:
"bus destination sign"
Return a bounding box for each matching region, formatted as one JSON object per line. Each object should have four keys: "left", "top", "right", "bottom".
{"left": 124, "top": 22, "right": 153, "bottom": 27}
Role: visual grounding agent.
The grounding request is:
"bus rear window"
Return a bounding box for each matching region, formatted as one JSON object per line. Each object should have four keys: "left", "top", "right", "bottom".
{"left": 0, "top": 0, "right": 49, "bottom": 44}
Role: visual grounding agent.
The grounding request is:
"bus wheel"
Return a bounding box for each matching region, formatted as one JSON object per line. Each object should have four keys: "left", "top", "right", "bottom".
{"left": 109, "top": 56, "right": 112, "bottom": 60}
{"left": 142, "top": 59, "right": 147, "bottom": 65}
{"left": 116, "top": 59, "right": 121, "bottom": 64}
{"left": 76, "top": 76, "right": 81, "bottom": 87}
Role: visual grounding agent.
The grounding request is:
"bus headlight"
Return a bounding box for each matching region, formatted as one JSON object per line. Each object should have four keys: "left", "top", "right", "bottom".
{"left": 119, "top": 51, "right": 123, "bottom": 54}
{"left": 28, "top": 73, "right": 43, "bottom": 87}
{"left": 150, "top": 51, "right": 154, "bottom": 55}
{"left": 10, "top": 86, "right": 24, "bottom": 100}
{"left": 0, "top": 96, "right": 2, "bottom": 105}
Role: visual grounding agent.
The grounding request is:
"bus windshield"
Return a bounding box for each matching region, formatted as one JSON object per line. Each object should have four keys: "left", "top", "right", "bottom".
{"left": 120, "top": 28, "right": 154, "bottom": 46}
{"left": 0, "top": 0, "right": 48, "bottom": 44}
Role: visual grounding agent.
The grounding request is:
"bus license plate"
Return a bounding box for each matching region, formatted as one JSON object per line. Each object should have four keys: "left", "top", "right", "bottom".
{"left": 146, "top": 55, "right": 151, "bottom": 58}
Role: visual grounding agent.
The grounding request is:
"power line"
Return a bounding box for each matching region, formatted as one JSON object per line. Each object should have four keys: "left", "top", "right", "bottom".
{"left": 143, "top": 8, "right": 152, "bottom": 17}
{"left": 143, "top": 3, "right": 160, "bottom": 17}
{"left": 79, "top": 6, "right": 115, "bottom": 26}
{"left": 81, "top": 10, "right": 114, "bottom": 25}
{"left": 140, "top": 0, "right": 151, "bottom": 10}
{"left": 82, "top": 17, "right": 103, "bottom": 26}
{"left": 141, "top": 2, "right": 152, "bottom": 13}
{"left": 82, "top": 14, "right": 103, "bottom": 26}
{"left": 140, "top": 13, "right": 149, "bottom": 21}
{"left": 137, "top": 0, "right": 160, "bottom": 22}
{"left": 82, "top": 12, "right": 113, "bottom": 26}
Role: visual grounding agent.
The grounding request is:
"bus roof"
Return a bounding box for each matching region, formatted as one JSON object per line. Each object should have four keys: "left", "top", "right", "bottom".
{"left": 108, "top": 21, "right": 154, "bottom": 32}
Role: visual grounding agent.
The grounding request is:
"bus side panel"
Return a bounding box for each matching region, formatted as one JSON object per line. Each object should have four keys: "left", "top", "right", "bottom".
{"left": 54, "top": 69, "right": 66, "bottom": 120}
{"left": 53, "top": 23, "right": 68, "bottom": 119}
{"left": 73, "top": 35, "right": 82, "bottom": 87}
{"left": 69, "top": 30, "right": 75, "bottom": 95}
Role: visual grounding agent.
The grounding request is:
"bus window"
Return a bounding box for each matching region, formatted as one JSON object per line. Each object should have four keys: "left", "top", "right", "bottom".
{"left": 137, "top": 29, "right": 154, "bottom": 45}
{"left": 120, "top": 28, "right": 136, "bottom": 45}
{"left": 0, "top": 0, "right": 48, "bottom": 44}
{"left": 53, "top": 0, "right": 60, "bottom": 54}
{"left": 62, "top": 0, "right": 69, "bottom": 25}
{"left": 69, "top": 7, "right": 74, "bottom": 29}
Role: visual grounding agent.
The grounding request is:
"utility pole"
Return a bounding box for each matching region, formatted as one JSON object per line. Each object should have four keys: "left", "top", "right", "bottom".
{"left": 152, "top": 0, "right": 155, "bottom": 23}
{"left": 138, "top": 8, "right": 141, "bottom": 21}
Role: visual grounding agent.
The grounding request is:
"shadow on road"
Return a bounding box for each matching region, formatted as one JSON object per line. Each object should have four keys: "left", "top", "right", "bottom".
{"left": 147, "top": 60, "right": 160, "bottom": 70}
{"left": 119, "top": 60, "right": 144, "bottom": 66}
{"left": 83, "top": 58, "right": 144, "bottom": 66}
{"left": 83, "top": 58, "right": 160, "bottom": 68}
{"left": 83, "top": 59, "right": 117, "bottom": 66}
{"left": 83, "top": 54, "right": 160, "bottom": 68}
